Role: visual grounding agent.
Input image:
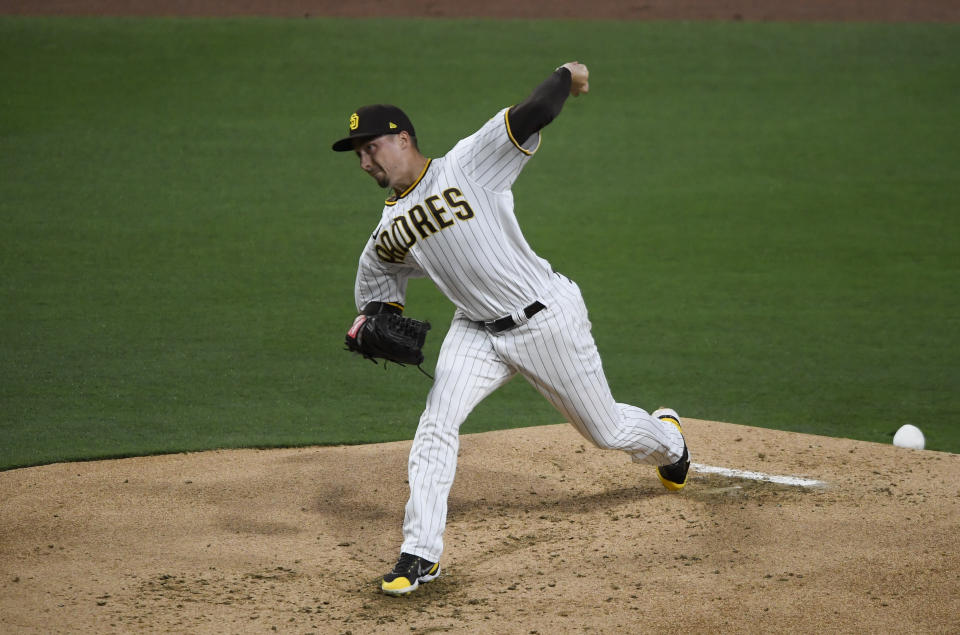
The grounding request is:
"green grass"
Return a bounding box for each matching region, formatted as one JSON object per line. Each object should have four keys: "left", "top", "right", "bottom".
{"left": 2, "top": 17, "right": 958, "bottom": 469}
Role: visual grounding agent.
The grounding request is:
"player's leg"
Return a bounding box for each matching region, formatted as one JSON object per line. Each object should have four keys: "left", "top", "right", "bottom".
{"left": 400, "top": 314, "right": 514, "bottom": 562}
{"left": 499, "top": 276, "right": 685, "bottom": 466}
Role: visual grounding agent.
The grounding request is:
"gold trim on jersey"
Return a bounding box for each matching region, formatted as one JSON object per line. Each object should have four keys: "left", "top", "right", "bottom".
{"left": 385, "top": 159, "right": 433, "bottom": 206}
{"left": 504, "top": 108, "right": 541, "bottom": 156}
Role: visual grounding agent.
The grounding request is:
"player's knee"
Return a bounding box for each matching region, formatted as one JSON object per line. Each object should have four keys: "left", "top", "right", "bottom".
{"left": 578, "top": 426, "right": 633, "bottom": 452}
{"left": 583, "top": 433, "right": 621, "bottom": 452}
{"left": 592, "top": 439, "right": 620, "bottom": 452}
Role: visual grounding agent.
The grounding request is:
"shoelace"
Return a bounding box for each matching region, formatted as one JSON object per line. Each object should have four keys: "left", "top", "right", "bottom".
{"left": 392, "top": 553, "right": 424, "bottom": 576}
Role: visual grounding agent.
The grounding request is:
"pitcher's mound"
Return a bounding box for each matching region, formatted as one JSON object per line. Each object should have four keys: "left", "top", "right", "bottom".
{"left": 2, "top": 418, "right": 958, "bottom": 632}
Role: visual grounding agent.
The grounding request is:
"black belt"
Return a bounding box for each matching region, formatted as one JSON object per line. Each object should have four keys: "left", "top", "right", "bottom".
{"left": 484, "top": 301, "right": 546, "bottom": 334}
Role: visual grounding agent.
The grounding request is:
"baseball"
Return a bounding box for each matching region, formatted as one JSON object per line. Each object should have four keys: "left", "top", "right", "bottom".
{"left": 892, "top": 424, "right": 925, "bottom": 450}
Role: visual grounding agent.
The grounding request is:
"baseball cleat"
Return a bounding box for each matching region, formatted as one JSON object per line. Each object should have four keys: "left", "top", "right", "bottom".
{"left": 381, "top": 552, "right": 441, "bottom": 596}
{"left": 653, "top": 407, "right": 690, "bottom": 491}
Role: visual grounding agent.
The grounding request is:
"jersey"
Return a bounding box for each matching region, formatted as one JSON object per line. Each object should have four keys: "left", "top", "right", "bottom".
{"left": 354, "top": 108, "right": 554, "bottom": 322}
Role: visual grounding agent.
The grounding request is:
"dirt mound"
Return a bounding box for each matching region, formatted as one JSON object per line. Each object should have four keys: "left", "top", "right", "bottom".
{"left": 2, "top": 419, "right": 958, "bottom": 633}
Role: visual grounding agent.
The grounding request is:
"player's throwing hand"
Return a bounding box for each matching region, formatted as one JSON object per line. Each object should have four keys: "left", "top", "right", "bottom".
{"left": 561, "top": 61, "right": 589, "bottom": 96}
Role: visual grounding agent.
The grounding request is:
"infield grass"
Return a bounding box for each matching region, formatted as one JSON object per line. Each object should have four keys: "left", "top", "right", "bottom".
{"left": 1, "top": 17, "right": 958, "bottom": 469}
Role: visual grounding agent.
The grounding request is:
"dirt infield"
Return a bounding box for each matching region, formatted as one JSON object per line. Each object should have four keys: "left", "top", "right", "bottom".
{"left": 3, "top": 420, "right": 959, "bottom": 633}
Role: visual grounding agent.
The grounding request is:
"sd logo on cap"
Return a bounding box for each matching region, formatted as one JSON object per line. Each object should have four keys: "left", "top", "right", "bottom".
{"left": 332, "top": 104, "right": 416, "bottom": 152}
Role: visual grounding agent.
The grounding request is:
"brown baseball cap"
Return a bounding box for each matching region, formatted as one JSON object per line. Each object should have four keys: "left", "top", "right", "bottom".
{"left": 331, "top": 104, "right": 416, "bottom": 152}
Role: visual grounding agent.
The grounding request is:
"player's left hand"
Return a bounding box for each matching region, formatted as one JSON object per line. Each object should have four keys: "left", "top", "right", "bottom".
{"left": 562, "top": 61, "right": 590, "bottom": 96}
{"left": 345, "top": 312, "right": 431, "bottom": 367}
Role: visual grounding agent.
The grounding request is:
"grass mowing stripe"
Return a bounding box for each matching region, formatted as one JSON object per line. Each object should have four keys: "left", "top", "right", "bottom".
{"left": 1, "top": 17, "right": 958, "bottom": 469}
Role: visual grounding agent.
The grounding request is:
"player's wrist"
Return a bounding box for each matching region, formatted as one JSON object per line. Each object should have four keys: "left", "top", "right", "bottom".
{"left": 362, "top": 301, "right": 404, "bottom": 316}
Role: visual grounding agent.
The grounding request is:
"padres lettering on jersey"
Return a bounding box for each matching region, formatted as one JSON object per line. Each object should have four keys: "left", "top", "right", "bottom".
{"left": 375, "top": 186, "right": 476, "bottom": 264}
{"left": 355, "top": 107, "right": 554, "bottom": 321}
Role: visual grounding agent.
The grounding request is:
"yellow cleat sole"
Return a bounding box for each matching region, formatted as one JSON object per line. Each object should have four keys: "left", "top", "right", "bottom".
{"left": 655, "top": 412, "right": 688, "bottom": 491}
{"left": 657, "top": 469, "right": 687, "bottom": 491}
{"left": 381, "top": 562, "right": 440, "bottom": 596}
{"left": 381, "top": 576, "right": 418, "bottom": 595}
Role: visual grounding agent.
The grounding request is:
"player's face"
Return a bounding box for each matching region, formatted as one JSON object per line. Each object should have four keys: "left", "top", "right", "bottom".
{"left": 354, "top": 135, "right": 404, "bottom": 189}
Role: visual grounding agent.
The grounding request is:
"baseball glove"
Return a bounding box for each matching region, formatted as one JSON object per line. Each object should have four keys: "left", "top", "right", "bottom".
{"left": 345, "top": 312, "right": 431, "bottom": 367}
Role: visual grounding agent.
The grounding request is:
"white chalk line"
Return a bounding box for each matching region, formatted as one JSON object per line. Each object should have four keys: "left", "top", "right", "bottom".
{"left": 692, "top": 463, "right": 826, "bottom": 488}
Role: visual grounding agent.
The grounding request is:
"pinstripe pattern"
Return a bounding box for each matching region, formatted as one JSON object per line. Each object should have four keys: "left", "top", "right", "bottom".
{"left": 355, "top": 108, "right": 552, "bottom": 321}
{"left": 400, "top": 273, "right": 684, "bottom": 561}
{"left": 352, "top": 108, "right": 685, "bottom": 563}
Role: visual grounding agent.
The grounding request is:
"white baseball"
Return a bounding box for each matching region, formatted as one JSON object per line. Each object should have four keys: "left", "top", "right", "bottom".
{"left": 892, "top": 424, "right": 925, "bottom": 450}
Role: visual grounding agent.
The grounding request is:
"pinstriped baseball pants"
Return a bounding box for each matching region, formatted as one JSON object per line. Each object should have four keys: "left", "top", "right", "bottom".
{"left": 401, "top": 273, "right": 685, "bottom": 562}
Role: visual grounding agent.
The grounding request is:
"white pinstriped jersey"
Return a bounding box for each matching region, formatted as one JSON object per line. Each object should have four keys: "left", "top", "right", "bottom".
{"left": 354, "top": 107, "right": 554, "bottom": 322}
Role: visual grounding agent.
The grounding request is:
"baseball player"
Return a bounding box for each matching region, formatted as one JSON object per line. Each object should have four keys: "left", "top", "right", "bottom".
{"left": 332, "top": 61, "right": 690, "bottom": 596}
